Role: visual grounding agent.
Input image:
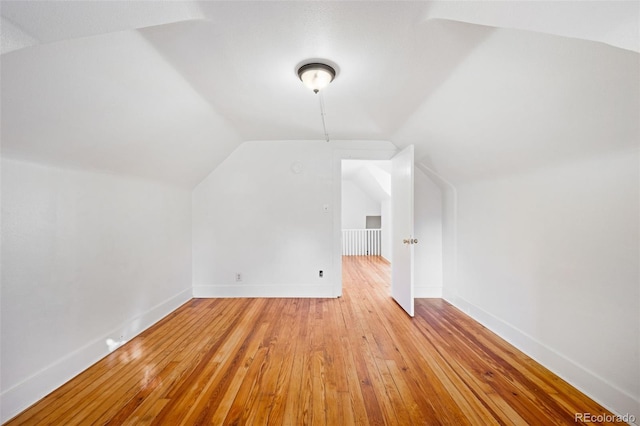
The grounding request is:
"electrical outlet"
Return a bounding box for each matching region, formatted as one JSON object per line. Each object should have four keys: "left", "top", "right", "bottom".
{"left": 236, "top": 273, "right": 242, "bottom": 282}
{"left": 319, "top": 270, "right": 323, "bottom": 278}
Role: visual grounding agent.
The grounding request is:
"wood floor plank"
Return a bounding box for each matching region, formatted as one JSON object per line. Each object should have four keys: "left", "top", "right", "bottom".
{"left": 6, "top": 256, "right": 621, "bottom": 425}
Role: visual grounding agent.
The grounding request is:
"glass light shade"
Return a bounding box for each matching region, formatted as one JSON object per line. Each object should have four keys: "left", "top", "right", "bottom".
{"left": 298, "top": 63, "right": 335, "bottom": 93}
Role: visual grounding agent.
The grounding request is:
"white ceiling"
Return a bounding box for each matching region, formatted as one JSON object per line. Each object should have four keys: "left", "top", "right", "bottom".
{"left": 342, "top": 160, "right": 391, "bottom": 204}
{"left": 1, "top": 1, "right": 638, "bottom": 187}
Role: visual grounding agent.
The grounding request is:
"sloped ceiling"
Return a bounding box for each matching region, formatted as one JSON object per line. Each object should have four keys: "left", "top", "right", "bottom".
{"left": 342, "top": 160, "right": 391, "bottom": 204}
{"left": 1, "top": 1, "right": 638, "bottom": 187}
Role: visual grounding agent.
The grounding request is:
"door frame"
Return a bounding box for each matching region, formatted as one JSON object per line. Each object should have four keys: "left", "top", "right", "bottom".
{"left": 332, "top": 147, "right": 397, "bottom": 298}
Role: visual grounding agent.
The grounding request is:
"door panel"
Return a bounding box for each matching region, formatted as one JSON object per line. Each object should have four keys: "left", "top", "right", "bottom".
{"left": 391, "top": 145, "right": 415, "bottom": 317}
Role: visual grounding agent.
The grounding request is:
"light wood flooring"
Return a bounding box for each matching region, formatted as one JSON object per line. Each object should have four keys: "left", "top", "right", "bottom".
{"left": 7, "top": 256, "right": 617, "bottom": 425}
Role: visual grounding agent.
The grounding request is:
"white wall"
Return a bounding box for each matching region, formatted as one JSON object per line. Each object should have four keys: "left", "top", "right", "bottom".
{"left": 440, "top": 186, "right": 458, "bottom": 301}
{"left": 193, "top": 140, "right": 399, "bottom": 298}
{"left": 413, "top": 168, "right": 443, "bottom": 297}
{"left": 448, "top": 148, "right": 639, "bottom": 419}
{"left": 1, "top": 158, "right": 192, "bottom": 422}
{"left": 341, "top": 180, "right": 380, "bottom": 229}
{"left": 193, "top": 140, "right": 335, "bottom": 298}
{"left": 381, "top": 198, "right": 392, "bottom": 262}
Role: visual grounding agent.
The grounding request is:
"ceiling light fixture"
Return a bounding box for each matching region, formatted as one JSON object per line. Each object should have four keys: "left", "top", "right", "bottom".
{"left": 296, "top": 61, "right": 337, "bottom": 143}
{"left": 297, "top": 62, "right": 336, "bottom": 94}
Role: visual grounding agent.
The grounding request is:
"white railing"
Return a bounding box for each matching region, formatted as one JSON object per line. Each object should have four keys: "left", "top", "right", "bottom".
{"left": 342, "top": 229, "right": 382, "bottom": 256}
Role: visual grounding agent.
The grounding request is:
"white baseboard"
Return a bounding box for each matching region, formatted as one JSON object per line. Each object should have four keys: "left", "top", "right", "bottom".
{"left": 193, "top": 283, "right": 335, "bottom": 298}
{"left": 1, "top": 288, "right": 192, "bottom": 423}
{"left": 414, "top": 286, "right": 442, "bottom": 298}
{"left": 448, "top": 295, "right": 639, "bottom": 425}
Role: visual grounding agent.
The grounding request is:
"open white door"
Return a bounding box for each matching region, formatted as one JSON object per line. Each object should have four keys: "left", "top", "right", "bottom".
{"left": 391, "top": 145, "right": 415, "bottom": 317}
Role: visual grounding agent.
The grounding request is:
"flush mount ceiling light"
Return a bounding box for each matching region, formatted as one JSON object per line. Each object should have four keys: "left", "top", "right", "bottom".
{"left": 296, "top": 61, "right": 337, "bottom": 142}
{"left": 297, "top": 62, "right": 336, "bottom": 94}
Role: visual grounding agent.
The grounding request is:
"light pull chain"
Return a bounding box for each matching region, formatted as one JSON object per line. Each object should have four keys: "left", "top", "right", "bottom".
{"left": 318, "top": 92, "right": 330, "bottom": 142}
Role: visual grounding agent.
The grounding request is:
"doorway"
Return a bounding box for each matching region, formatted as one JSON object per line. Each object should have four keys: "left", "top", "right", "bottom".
{"left": 340, "top": 159, "right": 392, "bottom": 260}
{"left": 335, "top": 146, "right": 421, "bottom": 317}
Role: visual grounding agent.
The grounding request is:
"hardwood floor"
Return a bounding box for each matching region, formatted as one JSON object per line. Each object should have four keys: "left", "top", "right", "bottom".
{"left": 8, "top": 256, "right": 617, "bottom": 425}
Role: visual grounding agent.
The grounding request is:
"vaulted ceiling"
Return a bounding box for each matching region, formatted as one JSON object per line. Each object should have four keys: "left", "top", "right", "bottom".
{"left": 343, "top": 160, "right": 391, "bottom": 204}
{"left": 2, "top": 1, "right": 638, "bottom": 187}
